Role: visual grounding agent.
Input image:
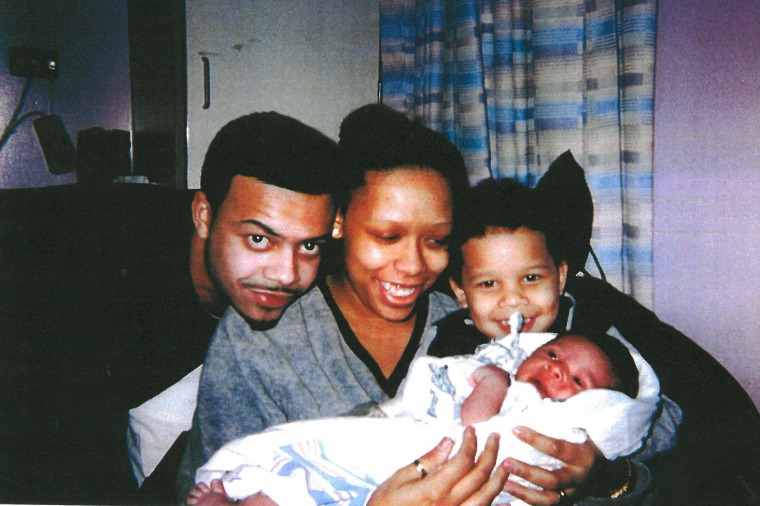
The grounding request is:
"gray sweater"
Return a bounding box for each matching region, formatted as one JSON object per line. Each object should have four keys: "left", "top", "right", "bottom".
{"left": 176, "top": 285, "right": 458, "bottom": 498}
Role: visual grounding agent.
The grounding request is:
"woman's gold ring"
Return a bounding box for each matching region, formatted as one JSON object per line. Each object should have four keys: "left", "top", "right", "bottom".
{"left": 557, "top": 489, "right": 568, "bottom": 504}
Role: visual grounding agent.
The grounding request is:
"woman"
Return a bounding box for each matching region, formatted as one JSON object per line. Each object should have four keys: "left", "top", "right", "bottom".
{"left": 327, "top": 104, "right": 515, "bottom": 503}
{"left": 182, "top": 104, "right": 648, "bottom": 505}
{"left": 333, "top": 105, "right": 648, "bottom": 505}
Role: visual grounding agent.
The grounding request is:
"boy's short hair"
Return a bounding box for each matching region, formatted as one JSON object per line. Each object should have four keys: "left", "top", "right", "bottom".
{"left": 200, "top": 111, "right": 341, "bottom": 213}
{"left": 557, "top": 332, "right": 640, "bottom": 398}
{"left": 449, "top": 178, "right": 563, "bottom": 283}
{"left": 337, "top": 104, "right": 469, "bottom": 215}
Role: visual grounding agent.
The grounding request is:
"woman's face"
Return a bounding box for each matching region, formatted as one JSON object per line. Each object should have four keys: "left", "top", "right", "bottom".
{"left": 334, "top": 167, "right": 453, "bottom": 322}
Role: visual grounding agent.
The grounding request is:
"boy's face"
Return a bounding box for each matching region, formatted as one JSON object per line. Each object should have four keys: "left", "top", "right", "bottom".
{"left": 515, "top": 335, "right": 616, "bottom": 400}
{"left": 449, "top": 227, "right": 568, "bottom": 337}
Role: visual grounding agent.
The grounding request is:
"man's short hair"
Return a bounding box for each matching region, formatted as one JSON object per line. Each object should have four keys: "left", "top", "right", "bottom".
{"left": 200, "top": 111, "right": 341, "bottom": 212}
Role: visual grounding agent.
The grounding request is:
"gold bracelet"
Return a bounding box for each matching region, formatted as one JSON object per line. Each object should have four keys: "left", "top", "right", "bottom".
{"left": 609, "top": 459, "right": 633, "bottom": 499}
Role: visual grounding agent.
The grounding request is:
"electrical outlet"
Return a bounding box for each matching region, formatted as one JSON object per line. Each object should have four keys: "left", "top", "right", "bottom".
{"left": 8, "top": 46, "right": 58, "bottom": 79}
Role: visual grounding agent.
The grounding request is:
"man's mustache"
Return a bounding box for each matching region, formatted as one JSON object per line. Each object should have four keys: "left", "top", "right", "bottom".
{"left": 240, "top": 280, "right": 302, "bottom": 297}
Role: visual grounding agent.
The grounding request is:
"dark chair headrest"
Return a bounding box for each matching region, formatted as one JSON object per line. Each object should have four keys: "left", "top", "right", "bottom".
{"left": 535, "top": 150, "right": 594, "bottom": 277}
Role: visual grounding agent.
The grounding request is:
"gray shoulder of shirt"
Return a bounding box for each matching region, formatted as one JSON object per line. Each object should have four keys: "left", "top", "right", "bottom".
{"left": 427, "top": 290, "right": 459, "bottom": 324}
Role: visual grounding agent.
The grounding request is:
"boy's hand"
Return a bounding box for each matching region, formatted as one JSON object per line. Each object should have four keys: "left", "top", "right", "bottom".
{"left": 502, "top": 426, "right": 601, "bottom": 505}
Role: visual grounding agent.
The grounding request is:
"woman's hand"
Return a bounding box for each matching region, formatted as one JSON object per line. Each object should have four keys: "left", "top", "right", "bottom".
{"left": 502, "top": 426, "right": 603, "bottom": 505}
{"left": 367, "top": 426, "right": 510, "bottom": 506}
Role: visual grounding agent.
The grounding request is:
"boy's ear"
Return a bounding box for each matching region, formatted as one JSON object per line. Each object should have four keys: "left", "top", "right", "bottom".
{"left": 192, "top": 191, "right": 213, "bottom": 239}
{"left": 449, "top": 277, "right": 469, "bottom": 308}
{"left": 557, "top": 260, "right": 569, "bottom": 294}
{"left": 332, "top": 210, "right": 344, "bottom": 239}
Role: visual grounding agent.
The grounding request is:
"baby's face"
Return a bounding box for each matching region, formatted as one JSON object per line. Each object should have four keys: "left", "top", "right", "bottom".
{"left": 450, "top": 227, "right": 568, "bottom": 338}
{"left": 515, "top": 335, "right": 616, "bottom": 400}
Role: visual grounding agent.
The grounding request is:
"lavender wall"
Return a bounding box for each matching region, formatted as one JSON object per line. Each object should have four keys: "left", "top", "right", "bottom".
{"left": 654, "top": 0, "right": 760, "bottom": 408}
{"left": 0, "top": 0, "right": 131, "bottom": 188}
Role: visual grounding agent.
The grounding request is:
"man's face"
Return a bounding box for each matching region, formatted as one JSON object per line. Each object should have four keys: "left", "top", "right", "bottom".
{"left": 197, "top": 176, "right": 334, "bottom": 325}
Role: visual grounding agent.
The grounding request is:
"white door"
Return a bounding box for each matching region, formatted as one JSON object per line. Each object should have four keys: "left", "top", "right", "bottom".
{"left": 186, "top": 0, "right": 379, "bottom": 188}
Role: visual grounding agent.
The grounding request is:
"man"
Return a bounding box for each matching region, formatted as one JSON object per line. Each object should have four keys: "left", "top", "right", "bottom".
{"left": 0, "top": 111, "right": 341, "bottom": 505}
{"left": 131, "top": 111, "right": 344, "bottom": 501}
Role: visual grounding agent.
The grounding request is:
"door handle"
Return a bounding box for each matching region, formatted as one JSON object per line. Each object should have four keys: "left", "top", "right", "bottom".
{"left": 202, "top": 56, "right": 210, "bottom": 109}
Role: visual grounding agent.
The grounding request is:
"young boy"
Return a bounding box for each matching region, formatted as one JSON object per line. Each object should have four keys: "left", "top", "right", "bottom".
{"left": 413, "top": 176, "right": 680, "bottom": 500}
{"left": 411, "top": 177, "right": 586, "bottom": 427}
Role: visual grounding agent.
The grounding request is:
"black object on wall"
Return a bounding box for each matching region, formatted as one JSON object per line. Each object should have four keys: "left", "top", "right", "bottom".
{"left": 127, "top": 0, "right": 187, "bottom": 188}
{"left": 33, "top": 114, "right": 76, "bottom": 174}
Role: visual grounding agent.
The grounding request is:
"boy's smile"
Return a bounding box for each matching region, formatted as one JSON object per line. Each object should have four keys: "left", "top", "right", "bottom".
{"left": 450, "top": 226, "right": 568, "bottom": 339}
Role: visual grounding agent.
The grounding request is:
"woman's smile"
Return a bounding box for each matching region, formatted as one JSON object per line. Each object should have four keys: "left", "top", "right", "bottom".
{"left": 377, "top": 280, "right": 421, "bottom": 305}
{"left": 333, "top": 167, "right": 453, "bottom": 322}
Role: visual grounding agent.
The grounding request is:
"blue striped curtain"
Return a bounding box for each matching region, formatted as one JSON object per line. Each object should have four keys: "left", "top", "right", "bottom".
{"left": 380, "top": 0, "right": 656, "bottom": 306}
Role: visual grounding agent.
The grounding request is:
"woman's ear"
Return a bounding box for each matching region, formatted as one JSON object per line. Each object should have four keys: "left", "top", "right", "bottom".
{"left": 557, "top": 260, "right": 569, "bottom": 295}
{"left": 332, "top": 210, "right": 344, "bottom": 239}
{"left": 192, "top": 191, "right": 213, "bottom": 240}
{"left": 449, "top": 277, "right": 469, "bottom": 308}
